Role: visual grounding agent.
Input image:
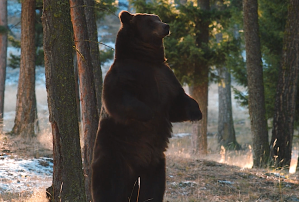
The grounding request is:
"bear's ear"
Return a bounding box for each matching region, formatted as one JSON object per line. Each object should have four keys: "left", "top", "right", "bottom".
{"left": 119, "top": 11, "right": 133, "bottom": 24}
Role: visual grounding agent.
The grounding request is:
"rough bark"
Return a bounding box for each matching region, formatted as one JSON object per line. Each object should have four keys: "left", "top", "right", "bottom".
{"left": 243, "top": 0, "right": 270, "bottom": 167}
{"left": 0, "top": 0, "right": 7, "bottom": 133}
{"left": 270, "top": 0, "right": 299, "bottom": 168}
{"left": 12, "top": 0, "right": 38, "bottom": 138}
{"left": 73, "top": 54, "right": 81, "bottom": 122}
{"left": 42, "top": 0, "right": 86, "bottom": 201}
{"left": 218, "top": 67, "right": 240, "bottom": 150}
{"left": 83, "top": 0, "right": 103, "bottom": 117}
{"left": 190, "top": 83, "right": 208, "bottom": 155}
{"left": 190, "top": 0, "right": 210, "bottom": 155}
{"left": 70, "top": 0, "right": 99, "bottom": 200}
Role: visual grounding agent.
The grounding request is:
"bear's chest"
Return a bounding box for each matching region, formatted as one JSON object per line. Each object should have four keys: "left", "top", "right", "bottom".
{"left": 134, "top": 65, "right": 177, "bottom": 109}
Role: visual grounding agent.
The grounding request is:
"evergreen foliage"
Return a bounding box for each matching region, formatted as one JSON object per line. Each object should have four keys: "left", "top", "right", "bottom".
{"left": 95, "top": 0, "right": 118, "bottom": 19}
{"left": 130, "top": 0, "right": 244, "bottom": 87}
{"left": 100, "top": 48, "right": 114, "bottom": 66}
{"left": 0, "top": 25, "right": 8, "bottom": 34}
{"left": 259, "top": 0, "right": 288, "bottom": 120}
{"left": 8, "top": 0, "right": 116, "bottom": 69}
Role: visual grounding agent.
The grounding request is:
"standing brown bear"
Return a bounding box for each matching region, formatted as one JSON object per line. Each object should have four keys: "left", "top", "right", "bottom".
{"left": 91, "top": 11, "right": 202, "bottom": 202}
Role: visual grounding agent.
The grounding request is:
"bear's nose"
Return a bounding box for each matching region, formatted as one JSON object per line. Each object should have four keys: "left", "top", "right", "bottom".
{"left": 164, "top": 24, "right": 170, "bottom": 31}
{"left": 163, "top": 24, "right": 170, "bottom": 36}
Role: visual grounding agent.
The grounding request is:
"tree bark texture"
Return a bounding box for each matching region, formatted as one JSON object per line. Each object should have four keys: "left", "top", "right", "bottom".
{"left": 83, "top": 0, "right": 103, "bottom": 117}
{"left": 270, "top": 0, "right": 299, "bottom": 168}
{"left": 0, "top": 0, "right": 7, "bottom": 133}
{"left": 70, "top": 0, "right": 99, "bottom": 200}
{"left": 218, "top": 67, "right": 240, "bottom": 150}
{"left": 12, "top": 0, "right": 38, "bottom": 138}
{"left": 190, "top": 83, "right": 208, "bottom": 155}
{"left": 42, "top": 1, "right": 86, "bottom": 201}
{"left": 190, "top": 0, "right": 210, "bottom": 155}
{"left": 73, "top": 54, "right": 81, "bottom": 122}
{"left": 243, "top": 0, "right": 270, "bottom": 167}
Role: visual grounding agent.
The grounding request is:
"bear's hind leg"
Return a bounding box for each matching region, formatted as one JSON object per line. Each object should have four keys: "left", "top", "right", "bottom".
{"left": 138, "top": 158, "right": 166, "bottom": 202}
{"left": 92, "top": 155, "right": 132, "bottom": 202}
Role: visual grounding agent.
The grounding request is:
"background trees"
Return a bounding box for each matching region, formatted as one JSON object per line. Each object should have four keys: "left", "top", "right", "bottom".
{"left": 83, "top": 0, "right": 103, "bottom": 117}
{"left": 243, "top": 0, "right": 269, "bottom": 167}
{"left": 191, "top": 0, "right": 209, "bottom": 155}
{"left": 215, "top": 0, "right": 241, "bottom": 150}
{"left": 12, "top": 0, "right": 38, "bottom": 138}
{"left": 0, "top": 0, "right": 7, "bottom": 133}
{"left": 270, "top": 0, "right": 299, "bottom": 168}
{"left": 69, "top": 0, "right": 100, "bottom": 200}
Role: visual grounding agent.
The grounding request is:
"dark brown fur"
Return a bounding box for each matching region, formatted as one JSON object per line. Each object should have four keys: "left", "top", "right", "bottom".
{"left": 91, "top": 11, "right": 202, "bottom": 202}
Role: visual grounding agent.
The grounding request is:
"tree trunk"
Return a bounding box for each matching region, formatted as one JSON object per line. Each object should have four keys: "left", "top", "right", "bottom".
{"left": 0, "top": 0, "right": 7, "bottom": 133}
{"left": 270, "top": 0, "right": 299, "bottom": 168}
{"left": 70, "top": 0, "right": 99, "bottom": 200}
{"left": 218, "top": 66, "right": 240, "bottom": 150}
{"left": 190, "top": 0, "right": 210, "bottom": 155}
{"left": 42, "top": 0, "right": 86, "bottom": 201}
{"left": 83, "top": 0, "right": 103, "bottom": 117}
{"left": 243, "top": 0, "right": 269, "bottom": 167}
{"left": 215, "top": 1, "right": 240, "bottom": 151}
{"left": 73, "top": 54, "right": 81, "bottom": 122}
{"left": 190, "top": 83, "right": 208, "bottom": 155}
{"left": 12, "top": 0, "right": 38, "bottom": 138}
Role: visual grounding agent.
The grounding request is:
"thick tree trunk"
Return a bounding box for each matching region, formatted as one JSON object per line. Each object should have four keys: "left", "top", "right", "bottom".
{"left": 42, "top": 0, "right": 86, "bottom": 201}
{"left": 83, "top": 0, "right": 103, "bottom": 117}
{"left": 70, "top": 0, "right": 99, "bottom": 200}
{"left": 270, "top": 0, "right": 299, "bottom": 168}
{"left": 190, "top": 0, "right": 210, "bottom": 155}
{"left": 243, "top": 0, "right": 269, "bottom": 167}
{"left": 0, "top": 0, "right": 7, "bottom": 133}
{"left": 12, "top": 0, "right": 38, "bottom": 138}
{"left": 190, "top": 82, "right": 208, "bottom": 155}
{"left": 218, "top": 67, "right": 240, "bottom": 150}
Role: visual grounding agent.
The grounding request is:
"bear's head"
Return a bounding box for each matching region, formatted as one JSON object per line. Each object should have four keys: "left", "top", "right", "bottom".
{"left": 115, "top": 11, "right": 170, "bottom": 63}
{"left": 120, "top": 11, "right": 170, "bottom": 43}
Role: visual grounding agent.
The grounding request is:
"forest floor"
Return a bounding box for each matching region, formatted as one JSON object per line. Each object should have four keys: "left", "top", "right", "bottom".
{"left": 0, "top": 130, "right": 298, "bottom": 202}
{"left": 1, "top": 72, "right": 299, "bottom": 201}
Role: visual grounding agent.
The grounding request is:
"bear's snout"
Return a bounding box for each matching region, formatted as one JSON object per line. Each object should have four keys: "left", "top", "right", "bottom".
{"left": 163, "top": 23, "right": 170, "bottom": 36}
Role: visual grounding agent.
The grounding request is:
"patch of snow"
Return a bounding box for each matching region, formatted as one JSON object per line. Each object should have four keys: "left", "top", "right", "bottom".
{"left": 172, "top": 133, "right": 191, "bottom": 138}
{"left": 179, "top": 181, "right": 198, "bottom": 187}
{"left": 0, "top": 154, "right": 53, "bottom": 193}
{"left": 217, "top": 180, "right": 234, "bottom": 185}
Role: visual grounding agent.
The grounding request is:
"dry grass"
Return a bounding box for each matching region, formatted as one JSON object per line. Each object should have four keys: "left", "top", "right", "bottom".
{"left": 164, "top": 155, "right": 299, "bottom": 202}
{"left": 0, "top": 188, "right": 48, "bottom": 202}
{"left": 1, "top": 128, "right": 298, "bottom": 202}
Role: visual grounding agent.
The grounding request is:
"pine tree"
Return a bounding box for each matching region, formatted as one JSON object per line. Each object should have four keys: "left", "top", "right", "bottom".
{"left": 42, "top": 0, "right": 86, "bottom": 200}
{"left": 243, "top": 0, "right": 269, "bottom": 167}
{"left": 12, "top": 0, "right": 39, "bottom": 138}
{"left": 270, "top": 0, "right": 299, "bottom": 168}
{"left": 0, "top": 0, "right": 7, "bottom": 133}
{"left": 70, "top": 0, "right": 99, "bottom": 200}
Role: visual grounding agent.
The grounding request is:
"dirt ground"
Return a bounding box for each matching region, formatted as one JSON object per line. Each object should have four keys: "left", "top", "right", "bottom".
{"left": 164, "top": 155, "right": 299, "bottom": 202}
{"left": 0, "top": 130, "right": 298, "bottom": 202}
